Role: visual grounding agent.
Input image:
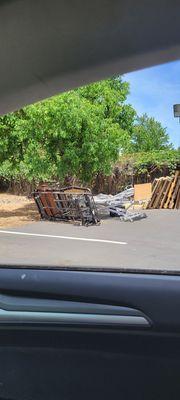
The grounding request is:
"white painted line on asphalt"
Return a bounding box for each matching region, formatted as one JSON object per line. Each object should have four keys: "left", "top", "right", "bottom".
{"left": 0, "top": 230, "right": 127, "bottom": 245}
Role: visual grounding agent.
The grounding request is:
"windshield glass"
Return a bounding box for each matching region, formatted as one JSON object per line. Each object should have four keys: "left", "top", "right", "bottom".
{"left": 0, "top": 60, "right": 179, "bottom": 272}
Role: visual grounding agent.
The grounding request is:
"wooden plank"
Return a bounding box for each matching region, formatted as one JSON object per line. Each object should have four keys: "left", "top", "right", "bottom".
{"left": 147, "top": 179, "right": 161, "bottom": 208}
{"left": 175, "top": 187, "right": 180, "bottom": 209}
{"left": 160, "top": 178, "right": 172, "bottom": 209}
{"left": 152, "top": 178, "right": 158, "bottom": 192}
{"left": 153, "top": 179, "right": 167, "bottom": 209}
{"left": 168, "top": 172, "right": 180, "bottom": 209}
{"left": 164, "top": 171, "right": 179, "bottom": 209}
{"left": 169, "top": 180, "right": 180, "bottom": 209}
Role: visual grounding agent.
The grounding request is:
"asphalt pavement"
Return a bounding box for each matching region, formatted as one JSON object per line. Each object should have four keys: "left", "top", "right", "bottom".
{"left": 0, "top": 210, "right": 179, "bottom": 271}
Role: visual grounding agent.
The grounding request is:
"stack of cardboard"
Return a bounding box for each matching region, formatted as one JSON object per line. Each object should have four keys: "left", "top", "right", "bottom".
{"left": 147, "top": 171, "right": 180, "bottom": 209}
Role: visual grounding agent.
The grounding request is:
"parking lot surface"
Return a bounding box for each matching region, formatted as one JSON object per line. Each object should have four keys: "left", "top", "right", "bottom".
{"left": 0, "top": 210, "right": 179, "bottom": 271}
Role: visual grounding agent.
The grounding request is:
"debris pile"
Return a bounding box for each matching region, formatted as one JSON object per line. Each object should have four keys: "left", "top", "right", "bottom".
{"left": 33, "top": 185, "right": 100, "bottom": 226}
{"left": 93, "top": 187, "right": 134, "bottom": 208}
{"left": 107, "top": 206, "right": 147, "bottom": 221}
{"left": 94, "top": 186, "right": 147, "bottom": 221}
{"left": 33, "top": 184, "right": 147, "bottom": 225}
{"left": 147, "top": 171, "right": 180, "bottom": 209}
{"left": 119, "top": 210, "right": 147, "bottom": 222}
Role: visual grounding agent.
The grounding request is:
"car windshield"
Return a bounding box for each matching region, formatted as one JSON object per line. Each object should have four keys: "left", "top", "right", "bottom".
{"left": 0, "top": 60, "right": 179, "bottom": 272}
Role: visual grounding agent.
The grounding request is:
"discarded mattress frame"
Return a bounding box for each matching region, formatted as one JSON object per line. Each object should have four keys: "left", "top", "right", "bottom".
{"left": 33, "top": 184, "right": 100, "bottom": 226}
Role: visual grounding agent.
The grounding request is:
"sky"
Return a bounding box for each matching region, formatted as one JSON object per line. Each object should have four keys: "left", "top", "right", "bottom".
{"left": 124, "top": 60, "right": 180, "bottom": 148}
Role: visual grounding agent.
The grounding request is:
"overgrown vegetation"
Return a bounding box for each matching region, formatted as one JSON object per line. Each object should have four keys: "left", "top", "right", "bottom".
{"left": 0, "top": 76, "right": 179, "bottom": 193}
{"left": 120, "top": 149, "right": 180, "bottom": 175}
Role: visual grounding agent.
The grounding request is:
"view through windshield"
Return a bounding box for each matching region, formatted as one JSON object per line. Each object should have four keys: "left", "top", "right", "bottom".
{"left": 0, "top": 61, "right": 179, "bottom": 271}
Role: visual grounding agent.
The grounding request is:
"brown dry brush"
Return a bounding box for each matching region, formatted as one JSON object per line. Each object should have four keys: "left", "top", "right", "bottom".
{"left": 0, "top": 164, "right": 177, "bottom": 196}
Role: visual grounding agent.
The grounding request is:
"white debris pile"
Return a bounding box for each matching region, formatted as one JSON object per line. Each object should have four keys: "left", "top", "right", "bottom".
{"left": 94, "top": 187, "right": 134, "bottom": 208}
{"left": 94, "top": 187, "right": 147, "bottom": 221}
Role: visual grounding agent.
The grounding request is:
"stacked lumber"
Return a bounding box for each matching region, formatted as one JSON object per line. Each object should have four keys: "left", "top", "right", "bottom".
{"left": 147, "top": 171, "right": 180, "bottom": 209}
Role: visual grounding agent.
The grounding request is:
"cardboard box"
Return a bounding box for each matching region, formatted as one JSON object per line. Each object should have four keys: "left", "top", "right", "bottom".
{"left": 134, "top": 183, "right": 152, "bottom": 201}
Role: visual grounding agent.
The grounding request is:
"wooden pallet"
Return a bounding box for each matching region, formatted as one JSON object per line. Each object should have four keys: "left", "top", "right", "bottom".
{"left": 147, "top": 171, "right": 180, "bottom": 209}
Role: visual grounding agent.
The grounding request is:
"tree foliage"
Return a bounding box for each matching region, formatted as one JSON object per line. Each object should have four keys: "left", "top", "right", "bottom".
{"left": 0, "top": 76, "right": 178, "bottom": 190}
{"left": 130, "top": 114, "right": 172, "bottom": 152}
{"left": 119, "top": 149, "right": 180, "bottom": 176}
{"left": 0, "top": 77, "right": 135, "bottom": 184}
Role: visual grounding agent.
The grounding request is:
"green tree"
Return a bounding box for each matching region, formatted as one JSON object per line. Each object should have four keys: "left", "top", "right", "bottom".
{"left": 131, "top": 114, "right": 172, "bottom": 152}
{"left": 0, "top": 77, "right": 135, "bottom": 185}
{"left": 77, "top": 77, "right": 136, "bottom": 135}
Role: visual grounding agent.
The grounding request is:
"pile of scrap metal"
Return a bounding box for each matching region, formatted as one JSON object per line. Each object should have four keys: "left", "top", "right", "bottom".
{"left": 94, "top": 187, "right": 134, "bottom": 208}
{"left": 94, "top": 186, "right": 147, "bottom": 222}
{"left": 33, "top": 184, "right": 100, "bottom": 226}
